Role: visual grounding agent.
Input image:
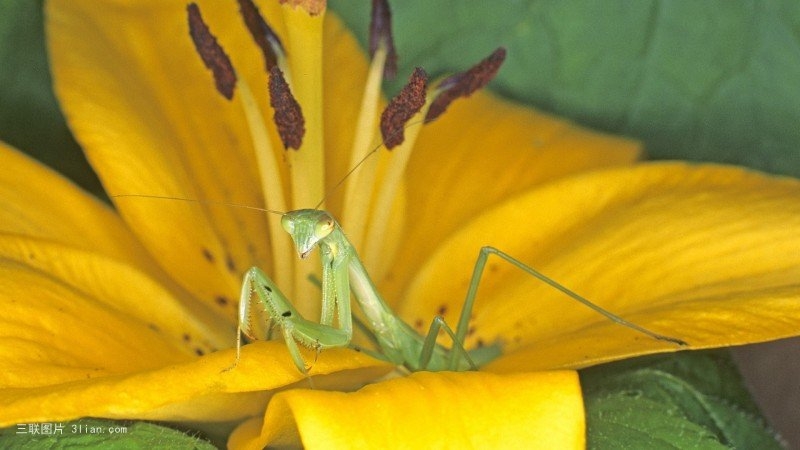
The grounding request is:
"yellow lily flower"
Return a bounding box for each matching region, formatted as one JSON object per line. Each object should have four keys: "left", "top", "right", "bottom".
{"left": 0, "top": 0, "right": 798, "bottom": 448}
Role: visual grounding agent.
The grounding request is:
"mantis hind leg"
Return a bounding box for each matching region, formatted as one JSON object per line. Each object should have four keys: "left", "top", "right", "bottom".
{"left": 418, "top": 316, "right": 477, "bottom": 371}
{"left": 447, "top": 246, "right": 687, "bottom": 369}
{"left": 230, "top": 267, "right": 352, "bottom": 375}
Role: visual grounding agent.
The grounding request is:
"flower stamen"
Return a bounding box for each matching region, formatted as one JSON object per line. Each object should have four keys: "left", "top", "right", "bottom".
{"left": 369, "top": 0, "right": 397, "bottom": 80}
{"left": 237, "top": 80, "right": 293, "bottom": 295}
{"left": 380, "top": 68, "right": 427, "bottom": 149}
{"left": 187, "top": 3, "right": 293, "bottom": 296}
{"left": 187, "top": 3, "right": 236, "bottom": 100}
{"left": 279, "top": 0, "right": 326, "bottom": 16}
{"left": 279, "top": 5, "right": 325, "bottom": 218}
{"left": 269, "top": 66, "right": 306, "bottom": 150}
{"left": 426, "top": 47, "right": 507, "bottom": 122}
{"left": 364, "top": 68, "right": 432, "bottom": 270}
{"left": 237, "top": 0, "right": 287, "bottom": 71}
{"left": 340, "top": 0, "right": 399, "bottom": 250}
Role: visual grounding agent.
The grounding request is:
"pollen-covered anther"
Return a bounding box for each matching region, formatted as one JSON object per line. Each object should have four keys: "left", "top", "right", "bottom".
{"left": 380, "top": 67, "right": 427, "bottom": 149}
{"left": 237, "top": 0, "right": 285, "bottom": 70}
{"left": 279, "top": 0, "right": 326, "bottom": 16}
{"left": 269, "top": 66, "right": 306, "bottom": 150}
{"left": 187, "top": 3, "right": 237, "bottom": 100}
{"left": 425, "top": 47, "right": 507, "bottom": 122}
{"left": 369, "top": 0, "right": 397, "bottom": 79}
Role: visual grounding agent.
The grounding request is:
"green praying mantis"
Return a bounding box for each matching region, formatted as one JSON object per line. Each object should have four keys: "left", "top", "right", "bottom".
{"left": 232, "top": 201, "right": 688, "bottom": 375}
{"left": 175, "top": 0, "right": 688, "bottom": 377}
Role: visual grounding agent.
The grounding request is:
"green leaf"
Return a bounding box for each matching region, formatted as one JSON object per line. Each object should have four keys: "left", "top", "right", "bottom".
{"left": 0, "top": 419, "right": 217, "bottom": 450}
{"left": 582, "top": 393, "right": 726, "bottom": 450}
{"left": 330, "top": 0, "right": 800, "bottom": 177}
{"left": 581, "top": 351, "right": 782, "bottom": 449}
{"left": 0, "top": 0, "right": 102, "bottom": 195}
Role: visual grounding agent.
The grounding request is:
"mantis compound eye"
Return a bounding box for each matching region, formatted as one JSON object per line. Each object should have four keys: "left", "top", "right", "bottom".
{"left": 315, "top": 214, "right": 335, "bottom": 238}
{"left": 280, "top": 214, "right": 295, "bottom": 234}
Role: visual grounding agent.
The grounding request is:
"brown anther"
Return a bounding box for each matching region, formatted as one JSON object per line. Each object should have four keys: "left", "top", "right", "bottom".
{"left": 369, "top": 0, "right": 397, "bottom": 80}
{"left": 279, "top": 0, "right": 325, "bottom": 16}
{"left": 425, "top": 47, "right": 506, "bottom": 122}
{"left": 380, "top": 67, "right": 427, "bottom": 149}
{"left": 237, "top": 0, "right": 285, "bottom": 70}
{"left": 187, "top": 3, "right": 237, "bottom": 100}
{"left": 269, "top": 66, "right": 306, "bottom": 149}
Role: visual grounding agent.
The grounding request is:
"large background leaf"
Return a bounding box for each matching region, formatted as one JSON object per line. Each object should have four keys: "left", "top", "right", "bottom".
{"left": 0, "top": 0, "right": 101, "bottom": 194}
{"left": 1, "top": 0, "right": 798, "bottom": 447}
{"left": 333, "top": 0, "right": 800, "bottom": 177}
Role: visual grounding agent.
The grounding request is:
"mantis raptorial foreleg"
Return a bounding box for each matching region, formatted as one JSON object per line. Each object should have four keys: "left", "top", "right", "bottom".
{"left": 234, "top": 266, "right": 351, "bottom": 374}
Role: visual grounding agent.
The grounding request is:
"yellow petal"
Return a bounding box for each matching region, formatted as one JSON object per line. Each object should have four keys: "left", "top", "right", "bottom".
{"left": 384, "top": 92, "right": 642, "bottom": 303}
{"left": 47, "top": 0, "right": 278, "bottom": 319}
{"left": 398, "top": 162, "right": 800, "bottom": 371}
{"left": 47, "top": 1, "right": 384, "bottom": 323}
{"left": 0, "top": 231, "right": 389, "bottom": 426}
{"left": 0, "top": 341, "right": 389, "bottom": 426}
{"left": 229, "top": 370, "right": 583, "bottom": 449}
{"left": 0, "top": 234, "right": 237, "bottom": 383}
{"left": 0, "top": 142, "right": 230, "bottom": 350}
{"left": 0, "top": 142, "right": 152, "bottom": 269}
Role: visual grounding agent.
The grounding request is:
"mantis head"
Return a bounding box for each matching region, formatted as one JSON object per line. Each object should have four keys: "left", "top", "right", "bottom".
{"left": 281, "top": 209, "right": 336, "bottom": 259}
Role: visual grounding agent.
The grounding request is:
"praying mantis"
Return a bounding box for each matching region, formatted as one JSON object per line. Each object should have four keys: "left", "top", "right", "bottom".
{"left": 233, "top": 206, "right": 688, "bottom": 375}
{"left": 178, "top": 0, "right": 688, "bottom": 376}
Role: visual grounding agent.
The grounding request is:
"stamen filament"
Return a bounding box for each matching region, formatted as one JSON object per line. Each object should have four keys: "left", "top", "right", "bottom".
{"left": 341, "top": 45, "right": 389, "bottom": 250}
{"left": 280, "top": 6, "right": 325, "bottom": 210}
{"left": 237, "top": 80, "right": 293, "bottom": 296}
{"left": 280, "top": 5, "right": 326, "bottom": 312}
{"left": 363, "top": 99, "right": 433, "bottom": 271}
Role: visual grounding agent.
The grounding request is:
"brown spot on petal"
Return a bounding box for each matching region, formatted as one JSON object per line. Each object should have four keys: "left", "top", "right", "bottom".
{"left": 202, "top": 247, "right": 215, "bottom": 263}
{"left": 426, "top": 47, "right": 506, "bottom": 122}
{"left": 269, "top": 66, "right": 305, "bottom": 149}
{"left": 215, "top": 295, "right": 231, "bottom": 307}
{"left": 437, "top": 304, "right": 448, "bottom": 316}
{"left": 380, "top": 67, "right": 427, "bottom": 149}
{"left": 187, "top": 3, "right": 236, "bottom": 100}
{"left": 226, "top": 254, "right": 237, "bottom": 273}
